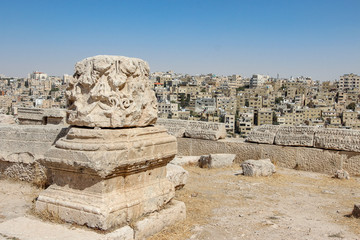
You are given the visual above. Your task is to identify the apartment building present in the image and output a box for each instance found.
[257,108,272,125]
[339,73,360,91]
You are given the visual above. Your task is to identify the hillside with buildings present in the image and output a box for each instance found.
[1,72,360,135]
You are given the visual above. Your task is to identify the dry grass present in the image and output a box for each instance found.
[150,165,360,239]
[148,166,226,240]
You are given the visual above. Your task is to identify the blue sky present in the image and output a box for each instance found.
[0,0,359,81]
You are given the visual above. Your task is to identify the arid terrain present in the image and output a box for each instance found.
[0,164,359,240]
[150,165,360,240]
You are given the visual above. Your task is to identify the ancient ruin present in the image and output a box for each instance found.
[156,118,226,140]
[34,55,185,233]
[66,55,157,128]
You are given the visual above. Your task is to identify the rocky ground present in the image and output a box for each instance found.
[0,165,359,240]
[150,165,360,240]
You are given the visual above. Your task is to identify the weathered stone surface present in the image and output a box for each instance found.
[0,201,185,240]
[314,128,360,152]
[0,217,134,240]
[210,154,236,167]
[0,217,111,240]
[246,125,279,144]
[0,114,15,124]
[170,156,200,166]
[241,159,276,177]
[36,126,177,230]
[199,154,235,168]
[177,138,360,175]
[17,108,67,125]
[275,126,316,147]
[156,118,188,137]
[156,118,226,140]
[17,108,45,125]
[43,126,176,177]
[184,120,226,140]
[334,169,350,179]
[166,164,188,189]
[66,55,157,128]
[0,125,67,183]
[0,217,136,240]
[134,200,186,240]
[352,204,360,218]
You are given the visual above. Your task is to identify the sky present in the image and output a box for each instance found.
[0,0,359,81]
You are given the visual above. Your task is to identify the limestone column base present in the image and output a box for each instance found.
[35,126,178,230]
[1,200,186,240]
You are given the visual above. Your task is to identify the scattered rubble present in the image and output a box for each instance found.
[352,204,360,218]
[170,156,200,166]
[166,164,189,190]
[241,159,276,177]
[199,154,235,168]
[334,169,350,180]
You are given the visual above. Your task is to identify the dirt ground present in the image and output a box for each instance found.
[150,165,360,240]
[1,165,360,240]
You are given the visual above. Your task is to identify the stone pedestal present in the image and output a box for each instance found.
[35,126,177,230]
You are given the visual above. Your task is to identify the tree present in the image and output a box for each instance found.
[236,86,245,92]
[272,112,279,125]
[346,102,356,111]
[219,115,225,123]
[275,97,283,105]
[307,100,315,108]
[245,100,249,107]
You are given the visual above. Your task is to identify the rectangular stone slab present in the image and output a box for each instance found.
[275,126,316,147]
[184,120,226,140]
[246,125,279,144]
[314,128,360,152]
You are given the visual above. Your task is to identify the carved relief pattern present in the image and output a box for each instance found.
[66,55,157,127]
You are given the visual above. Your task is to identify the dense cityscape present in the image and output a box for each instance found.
[1,71,359,136]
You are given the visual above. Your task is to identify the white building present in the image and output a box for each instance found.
[30,71,48,81]
[339,73,360,91]
[249,74,270,88]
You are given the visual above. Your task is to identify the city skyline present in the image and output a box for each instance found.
[0,0,359,81]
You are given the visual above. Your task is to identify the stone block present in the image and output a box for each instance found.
[199,154,235,168]
[166,164,188,189]
[0,114,15,124]
[134,200,186,240]
[156,118,188,137]
[170,156,200,166]
[184,120,226,140]
[275,126,316,147]
[241,159,276,177]
[314,128,360,152]
[246,125,279,144]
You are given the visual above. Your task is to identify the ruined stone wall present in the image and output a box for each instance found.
[177,138,360,176]
[156,118,226,140]
[17,108,67,125]
[248,125,360,153]
[0,124,68,183]
[1,123,360,183]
